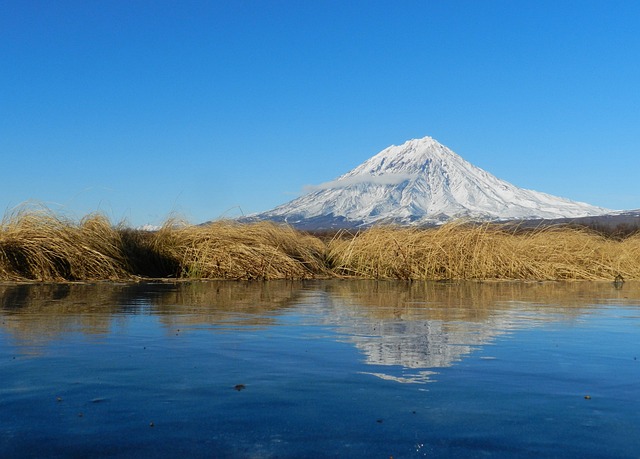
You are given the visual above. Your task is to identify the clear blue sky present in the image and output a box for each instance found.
[2,1,639,226]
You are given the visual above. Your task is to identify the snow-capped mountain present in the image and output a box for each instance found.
[248,136,611,228]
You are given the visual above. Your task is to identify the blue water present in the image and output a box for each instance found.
[1,280,639,458]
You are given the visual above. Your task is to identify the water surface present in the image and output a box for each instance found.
[1,280,639,458]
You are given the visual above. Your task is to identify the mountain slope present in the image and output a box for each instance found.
[249,136,610,228]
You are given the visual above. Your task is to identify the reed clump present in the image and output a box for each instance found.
[151,220,328,280]
[327,222,640,281]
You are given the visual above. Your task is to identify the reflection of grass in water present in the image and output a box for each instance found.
[1,206,639,281]
[3,280,638,349]
[0,283,127,350]
[150,280,306,329]
[0,281,306,346]
[323,279,640,321]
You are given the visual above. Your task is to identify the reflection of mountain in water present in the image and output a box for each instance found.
[318,280,639,383]
[346,317,506,368]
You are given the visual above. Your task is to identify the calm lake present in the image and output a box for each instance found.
[1,280,639,458]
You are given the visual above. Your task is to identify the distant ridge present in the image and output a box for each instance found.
[244,136,611,229]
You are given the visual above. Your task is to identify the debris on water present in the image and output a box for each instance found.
[584,395,591,400]
[56,396,63,402]
[149,421,154,427]
[234,384,246,391]
[91,397,107,403]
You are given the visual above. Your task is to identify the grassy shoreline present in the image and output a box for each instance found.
[1,208,639,282]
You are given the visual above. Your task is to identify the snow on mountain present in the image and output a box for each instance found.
[249,136,611,228]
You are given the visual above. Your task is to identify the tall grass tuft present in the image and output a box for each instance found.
[327,222,640,281]
[151,220,328,280]
[117,226,180,278]
[0,207,129,281]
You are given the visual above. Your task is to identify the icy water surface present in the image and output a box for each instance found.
[1,280,639,458]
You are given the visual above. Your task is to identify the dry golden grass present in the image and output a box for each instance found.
[1,207,638,282]
[327,222,640,281]
[0,209,329,281]
[0,207,129,281]
[151,219,328,280]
